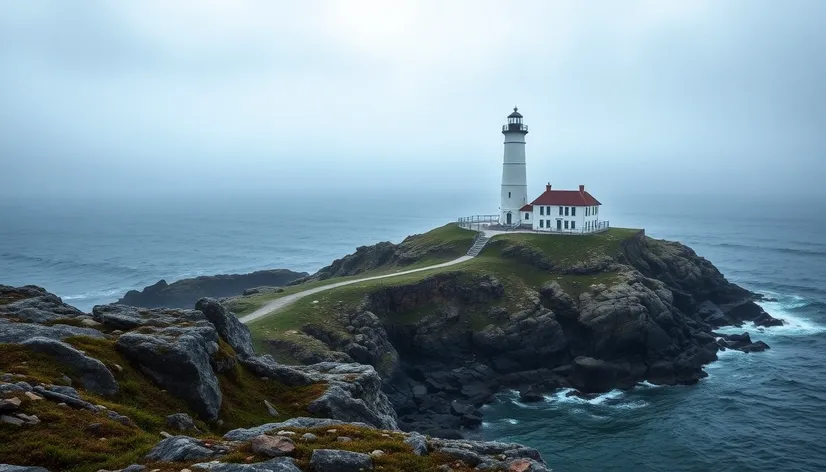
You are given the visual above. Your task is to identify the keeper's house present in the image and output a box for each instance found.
[520,184,605,233]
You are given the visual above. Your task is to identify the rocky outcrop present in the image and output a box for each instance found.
[115,269,307,309]
[195,298,255,358]
[0,285,87,323]
[21,337,118,396]
[0,318,105,344]
[239,356,398,431]
[115,323,223,420]
[191,458,300,471]
[309,449,373,472]
[144,436,223,462]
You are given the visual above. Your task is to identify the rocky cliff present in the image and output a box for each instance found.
[116,269,308,309]
[0,284,552,472]
[253,229,782,435]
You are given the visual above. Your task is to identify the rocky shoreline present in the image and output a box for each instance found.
[116,269,308,309]
[259,231,783,435]
[0,284,552,471]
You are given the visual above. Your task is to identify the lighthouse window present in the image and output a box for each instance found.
[540,207,544,216]
[508,192,511,198]
[525,213,530,220]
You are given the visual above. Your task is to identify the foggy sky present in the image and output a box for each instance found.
[1,1,825,201]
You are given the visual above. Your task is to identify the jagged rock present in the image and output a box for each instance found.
[0,284,86,323]
[92,305,205,331]
[190,458,300,472]
[115,324,222,420]
[518,386,544,403]
[0,397,21,412]
[405,432,428,455]
[242,356,398,430]
[195,298,255,358]
[166,413,197,432]
[309,449,373,472]
[144,436,218,462]
[0,465,51,472]
[539,281,578,318]
[0,318,104,344]
[21,337,118,396]
[116,269,306,309]
[568,357,619,393]
[250,435,295,457]
[224,418,372,442]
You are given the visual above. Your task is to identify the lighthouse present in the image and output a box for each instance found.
[499,107,529,226]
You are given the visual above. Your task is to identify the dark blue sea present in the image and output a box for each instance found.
[1,193,825,472]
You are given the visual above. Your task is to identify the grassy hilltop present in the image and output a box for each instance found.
[239,224,642,362]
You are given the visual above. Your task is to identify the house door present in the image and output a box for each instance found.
[506,212,512,225]
[556,220,562,231]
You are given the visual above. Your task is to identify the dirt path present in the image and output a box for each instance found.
[239,254,475,325]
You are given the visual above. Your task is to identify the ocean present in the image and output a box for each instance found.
[1,192,825,471]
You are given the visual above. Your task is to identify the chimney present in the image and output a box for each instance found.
[579,185,585,192]
[546,182,552,191]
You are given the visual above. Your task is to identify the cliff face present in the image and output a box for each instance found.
[116,269,308,309]
[0,284,553,472]
[261,231,781,434]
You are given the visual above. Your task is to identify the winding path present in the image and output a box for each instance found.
[239,254,475,325]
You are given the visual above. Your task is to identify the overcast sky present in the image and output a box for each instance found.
[1,1,824,201]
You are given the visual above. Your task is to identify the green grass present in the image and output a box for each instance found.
[0,336,329,472]
[227,224,478,317]
[248,227,642,362]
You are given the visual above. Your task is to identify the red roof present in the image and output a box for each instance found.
[530,189,601,207]
[519,204,533,211]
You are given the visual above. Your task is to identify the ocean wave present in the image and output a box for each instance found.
[1,251,148,278]
[61,287,129,302]
[543,389,649,410]
[709,242,826,258]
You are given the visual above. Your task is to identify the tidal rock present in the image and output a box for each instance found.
[190,458,300,472]
[166,413,197,432]
[144,436,218,462]
[568,357,619,394]
[309,449,373,472]
[21,337,118,396]
[116,324,222,420]
[195,298,255,358]
[518,386,544,403]
[250,435,295,457]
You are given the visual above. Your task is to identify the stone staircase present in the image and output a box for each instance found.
[466,235,491,257]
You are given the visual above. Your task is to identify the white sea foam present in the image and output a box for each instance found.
[505,418,519,425]
[62,287,127,301]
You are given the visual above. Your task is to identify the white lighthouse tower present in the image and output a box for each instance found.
[499,107,529,226]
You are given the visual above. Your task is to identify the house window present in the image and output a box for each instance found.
[586,207,589,217]
[525,213,530,220]
[564,221,569,229]
[564,207,569,216]
[540,219,544,228]
[540,206,544,216]
[558,207,563,216]
[571,221,576,230]
[508,192,511,198]
[572,207,576,216]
